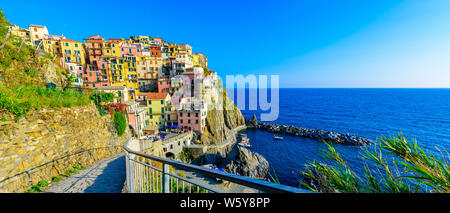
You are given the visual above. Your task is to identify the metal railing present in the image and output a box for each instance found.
[123,138,309,193]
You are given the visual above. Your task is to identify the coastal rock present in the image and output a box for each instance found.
[193,145,269,179]
[223,146,269,179]
[251,114,258,127]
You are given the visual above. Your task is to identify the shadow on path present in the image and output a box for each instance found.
[82,155,126,193]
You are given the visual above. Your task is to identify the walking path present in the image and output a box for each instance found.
[45,154,126,193]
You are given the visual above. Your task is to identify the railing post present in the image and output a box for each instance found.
[128,153,135,193]
[125,152,130,193]
[162,163,170,193]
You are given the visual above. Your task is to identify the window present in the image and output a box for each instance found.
[180,119,183,124]
[187,113,190,117]
[160,100,163,104]
[75,44,78,47]
[148,100,152,104]
[180,113,183,117]
[196,113,198,117]
[196,120,198,124]
[188,120,191,124]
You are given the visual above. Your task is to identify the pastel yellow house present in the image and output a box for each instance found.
[146,93,174,129]
[192,53,208,68]
[42,35,65,57]
[61,39,86,66]
[9,25,30,39]
[103,40,122,57]
[105,56,139,101]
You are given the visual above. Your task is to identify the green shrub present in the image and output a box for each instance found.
[0,86,90,119]
[114,112,127,136]
[51,176,61,182]
[37,180,49,187]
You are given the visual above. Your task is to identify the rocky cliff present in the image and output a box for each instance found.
[0,104,131,192]
[200,91,245,145]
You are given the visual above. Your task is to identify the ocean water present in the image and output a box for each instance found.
[230,88,450,187]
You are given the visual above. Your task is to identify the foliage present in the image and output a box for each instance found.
[90,92,117,116]
[25,180,49,193]
[106,103,127,114]
[0,10,68,88]
[51,176,61,182]
[268,168,280,184]
[90,92,115,104]
[113,112,127,136]
[180,148,194,162]
[300,132,450,193]
[0,85,90,120]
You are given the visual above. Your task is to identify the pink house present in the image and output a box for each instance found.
[158,78,172,94]
[121,43,142,57]
[177,98,207,132]
[177,109,207,132]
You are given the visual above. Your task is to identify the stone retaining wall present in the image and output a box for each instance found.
[0,104,131,192]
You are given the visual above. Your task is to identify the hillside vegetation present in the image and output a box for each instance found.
[0,10,90,121]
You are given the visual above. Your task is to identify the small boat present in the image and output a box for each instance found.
[273,135,284,140]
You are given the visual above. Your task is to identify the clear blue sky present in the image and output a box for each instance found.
[3,0,450,88]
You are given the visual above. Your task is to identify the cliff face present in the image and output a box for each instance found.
[200,93,245,145]
[0,104,131,192]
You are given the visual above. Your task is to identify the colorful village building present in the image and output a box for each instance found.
[146,93,177,129]
[29,24,48,46]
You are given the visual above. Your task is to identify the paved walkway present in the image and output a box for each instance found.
[45,154,126,193]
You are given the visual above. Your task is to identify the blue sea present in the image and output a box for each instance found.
[230,88,450,187]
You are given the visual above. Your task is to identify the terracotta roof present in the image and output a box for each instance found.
[147,92,169,100]
[62,39,81,43]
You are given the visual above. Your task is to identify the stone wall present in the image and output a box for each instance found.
[0,104,131,192]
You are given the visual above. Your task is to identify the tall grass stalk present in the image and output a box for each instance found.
[300,132,450,193]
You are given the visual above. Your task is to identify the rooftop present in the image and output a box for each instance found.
[147,92,169,100]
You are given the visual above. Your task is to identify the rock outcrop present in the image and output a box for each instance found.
[193,145,269,179]
[223,146,269,179]
[245,116,372,146]
[201,91,245,145]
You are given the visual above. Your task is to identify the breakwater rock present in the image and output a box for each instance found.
[245,116,372,146]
